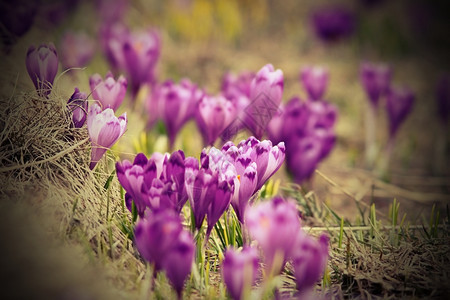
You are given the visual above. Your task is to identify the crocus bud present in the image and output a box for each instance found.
[26,43,58,97]
[89,71,127,111]
[291,232,329,294]
[67,87,88,128]
[300,66,329,101]
[311,5,355,42]
[360,62,392,107]
[436,74,450,125]
[87,103,127,170]
[245,197,301,274]
[60,31,95,70]
[196,95,237,146]
[222,247,259,300]
[386,85,414,138]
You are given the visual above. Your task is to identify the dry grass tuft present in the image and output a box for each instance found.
[0,90,146,298]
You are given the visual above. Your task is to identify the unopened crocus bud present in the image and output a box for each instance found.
[60,31,95,70]
[87,103,127,170]
[300,66,329,101]
[89,71,127,111]
[196,95,237,146]
[26,43,58,97]
[67,87,88,128]
[312,6,355,42]
[436,74,450,125]
[222,247,259,300]
[291,232,329,294]
[386,85,414,138]
[245,197,301,274]
[360,62,392,107]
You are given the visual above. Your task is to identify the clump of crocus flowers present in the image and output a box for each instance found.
[222,197,329,299]
[267,67,337,185]
[359,62,415,174]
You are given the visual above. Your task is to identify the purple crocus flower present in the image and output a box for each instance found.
[222,246,259,300]
[162,230,195,299]
[150,79,203,149]
[123,28,160,97]
[196,94,237,146]
[246,64,284,139]
[185,148,235,236]
[89,71,127,111]
[26,43,58,97]
[221,137,285,223]
[134,209,194,298]
[311,5,355,42]
[266,104,284,145]
[291,232,329,295]
[386,85,415,138]
[116,153,157,217]
[286,136,328,183]
[268,97,337,184]
[300,66,329,101]
[250,64,284,106]
[245,197,301,274]
[436,74,450,124]
[60,31,95,70]
[99,22,129,71]
[360,62,393,107]
[87,103,127,170]
[67,87,88,128]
